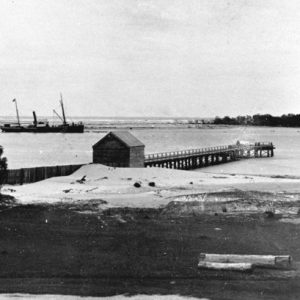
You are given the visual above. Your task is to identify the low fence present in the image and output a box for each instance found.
[2,142,275,185]
[4,164,84,185]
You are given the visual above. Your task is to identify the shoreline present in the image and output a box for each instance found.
[5,164,300,207]
[1,164,300,299]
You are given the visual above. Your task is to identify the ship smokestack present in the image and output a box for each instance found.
[33,111,37,126]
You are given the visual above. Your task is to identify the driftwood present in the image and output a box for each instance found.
[275,255,292,267]
[199,253,291,268]
[198,261,253,271]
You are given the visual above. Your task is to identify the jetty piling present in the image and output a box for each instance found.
[144,142,274,170]
[2,137,275,185]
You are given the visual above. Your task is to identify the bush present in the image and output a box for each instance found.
[0,146,8,197]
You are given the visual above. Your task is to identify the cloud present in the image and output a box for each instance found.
[1,0,300,117]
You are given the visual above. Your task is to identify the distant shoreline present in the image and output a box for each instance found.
[84,123,300,132]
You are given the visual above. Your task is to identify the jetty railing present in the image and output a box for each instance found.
[3,142,275,185]
[145,145,232,162]
[144,142,274,169]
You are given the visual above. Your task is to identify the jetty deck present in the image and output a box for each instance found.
[2,142,275,185]
[144,142,274,170]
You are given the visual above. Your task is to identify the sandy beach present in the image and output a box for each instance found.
[1,164,300,299]
[5,163,300,207]
[2,0,300,298]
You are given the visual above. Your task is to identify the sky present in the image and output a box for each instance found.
[1,0,300,118]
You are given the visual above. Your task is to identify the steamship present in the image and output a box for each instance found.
[1,95,84,133]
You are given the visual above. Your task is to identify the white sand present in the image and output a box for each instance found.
[3,164,300,208]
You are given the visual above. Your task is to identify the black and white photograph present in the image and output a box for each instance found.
[0,1,300,299]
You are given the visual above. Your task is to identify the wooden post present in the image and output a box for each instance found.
[20,168,24,185]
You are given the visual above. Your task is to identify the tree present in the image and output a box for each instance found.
[0,146,7,197]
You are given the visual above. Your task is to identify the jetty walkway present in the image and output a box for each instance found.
[144,142,274,170]
[2,141,275,185]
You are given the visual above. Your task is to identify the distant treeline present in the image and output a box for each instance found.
[213,114,300,127]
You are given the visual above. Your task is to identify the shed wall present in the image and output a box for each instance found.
[92,132,145,168]
[129,147,145,167]
[93,139,130,167]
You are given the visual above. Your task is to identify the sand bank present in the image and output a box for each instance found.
[1,165,300,299]
[4,164,300,209]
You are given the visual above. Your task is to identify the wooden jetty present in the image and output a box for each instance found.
[1,141,274,185]
[144,142,274,170]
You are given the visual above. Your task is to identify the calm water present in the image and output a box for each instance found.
[1,126,300,176]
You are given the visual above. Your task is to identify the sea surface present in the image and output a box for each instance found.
[0,123,299,176]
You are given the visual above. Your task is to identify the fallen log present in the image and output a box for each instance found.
[198,261,253,272]
[199,253,291,268]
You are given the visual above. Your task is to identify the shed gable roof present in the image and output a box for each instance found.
[93,131,145,149]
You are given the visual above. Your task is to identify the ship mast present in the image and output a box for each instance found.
[13,99,20,126]
[60,93,67,125]
[53,109,64,122]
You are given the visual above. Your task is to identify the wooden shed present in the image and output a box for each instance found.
[92,131,145,167]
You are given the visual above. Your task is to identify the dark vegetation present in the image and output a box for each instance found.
[213,114,300,127]
[0,146,7,197]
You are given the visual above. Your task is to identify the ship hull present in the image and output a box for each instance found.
[1,124,84,133]
[2,95,84,133]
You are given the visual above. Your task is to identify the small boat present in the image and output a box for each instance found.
[1,95,84,133]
